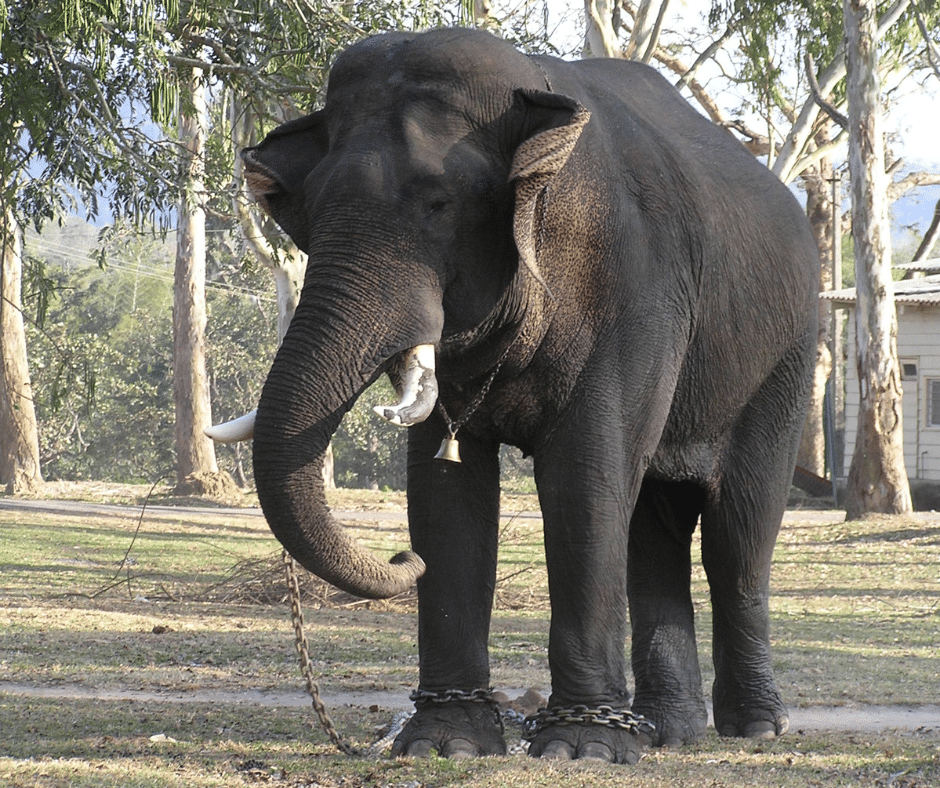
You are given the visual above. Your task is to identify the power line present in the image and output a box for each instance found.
[28,236,276,303]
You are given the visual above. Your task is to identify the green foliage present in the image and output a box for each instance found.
[332,379,410,490]
[707,0,940,111]
[0,1,179,231]
[25,233,176,482]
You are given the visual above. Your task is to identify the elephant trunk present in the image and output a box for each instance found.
[252,309,436,599]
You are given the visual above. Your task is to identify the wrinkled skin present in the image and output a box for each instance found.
[245,28,818,763]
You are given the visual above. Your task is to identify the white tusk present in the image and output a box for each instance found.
[205,409,257,443]
[373,344,439,427]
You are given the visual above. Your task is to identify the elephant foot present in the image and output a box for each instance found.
[390,699,506,758]
[524,707,654,765]
[526,725,646,765]
[713,685,789,740]
[630,700,708,747]
[715,708,789,740]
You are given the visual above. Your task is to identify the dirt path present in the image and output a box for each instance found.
[1,681,936,734]
[8,495,940,524]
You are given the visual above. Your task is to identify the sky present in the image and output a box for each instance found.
[543,0,939,171]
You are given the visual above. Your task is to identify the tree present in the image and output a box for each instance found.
[0,1,180,493]
[172,60,237,496]
[0,205,42,492]
[843,0,912,517]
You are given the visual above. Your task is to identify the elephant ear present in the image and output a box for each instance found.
[509,90,591,297]
[241,111,329,252]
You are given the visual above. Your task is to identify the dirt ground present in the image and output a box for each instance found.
[3,489,939,736]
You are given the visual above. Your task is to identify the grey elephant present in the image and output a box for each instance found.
[229,27,818,763]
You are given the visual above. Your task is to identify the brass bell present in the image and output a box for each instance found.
[434,434,462,463]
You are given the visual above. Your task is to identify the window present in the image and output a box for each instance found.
[900,359,919,381]
[929,379,940,429]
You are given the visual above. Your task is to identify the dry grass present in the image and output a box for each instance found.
[0,485,938,787]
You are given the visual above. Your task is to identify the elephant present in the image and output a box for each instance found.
[230,27,819,764]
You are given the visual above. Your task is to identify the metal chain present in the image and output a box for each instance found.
[283,550,366,757]
[409,688,497,706]
[436,339,516,437]
[284,552,653,757]
[522,705,656,741]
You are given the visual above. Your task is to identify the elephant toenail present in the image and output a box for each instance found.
[441,738,477,758]
[578,742,614,762]
[539,740,576,760]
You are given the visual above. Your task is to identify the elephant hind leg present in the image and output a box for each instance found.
[701,477,790,740]
[701,347,810,740]
[628,478,709,746]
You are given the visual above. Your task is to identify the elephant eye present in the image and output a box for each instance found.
[423,198,451,221]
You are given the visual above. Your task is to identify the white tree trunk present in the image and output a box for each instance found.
[473,0,493,27]
[843,0,912,518]
[0,203,42,493]
[174,66,222,489]
[626,0,670,63]
[797,136,836,478]
[584,0,622,58]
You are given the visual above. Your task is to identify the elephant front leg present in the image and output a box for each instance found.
[526,433,652,765]
[391,417,505,758]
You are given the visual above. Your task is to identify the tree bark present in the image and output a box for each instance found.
[798,154,835,478]
[844,0,912,518]
[0,203,42,493]
[173,65,226,493]
[584,0,622,58]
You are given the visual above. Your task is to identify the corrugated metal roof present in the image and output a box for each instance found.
[894,257,940,274]
[820,273,940,307]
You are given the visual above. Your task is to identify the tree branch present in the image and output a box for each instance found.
[654,49,771,154]
[41,45,181,195]
[804,52,848,129]
[887,170,940,202]
[913,1,940,79]
[773,0,913,183]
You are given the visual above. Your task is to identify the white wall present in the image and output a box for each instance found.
[841,304,940,481]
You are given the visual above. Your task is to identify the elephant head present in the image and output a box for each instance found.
[242,29,589,598]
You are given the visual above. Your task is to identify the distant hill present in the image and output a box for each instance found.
[23,217,100,270]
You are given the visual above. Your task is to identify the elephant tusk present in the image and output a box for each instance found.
[205,409,257,443]
[373,344,439,427]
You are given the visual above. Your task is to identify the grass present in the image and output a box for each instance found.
[0,485,938,787]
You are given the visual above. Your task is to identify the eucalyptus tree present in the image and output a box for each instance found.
[843,0,913,516]
[0,0,180,493]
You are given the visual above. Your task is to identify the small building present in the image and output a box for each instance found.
[822,266,940,483]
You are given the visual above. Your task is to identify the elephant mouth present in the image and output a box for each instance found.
[206,342,440,442]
